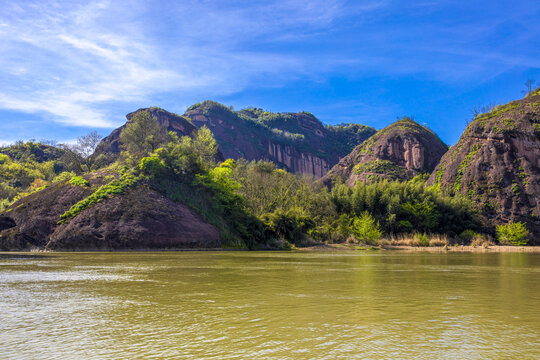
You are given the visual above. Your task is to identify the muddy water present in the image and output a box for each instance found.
[1,251,539,359]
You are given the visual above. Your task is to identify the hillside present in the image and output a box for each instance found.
[0,170,221,250]
[94,107,199,156]
[184,101,376,177]
[427,89,540,242]
[0,142,66,163]
[322,117,448,186]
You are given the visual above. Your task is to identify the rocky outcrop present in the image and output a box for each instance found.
[323,117,448,186]
[427,90,540,242]
[184,101,375,177]
[93,107,198,156]
[0,171,221,250]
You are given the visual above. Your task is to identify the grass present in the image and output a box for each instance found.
[380,233,450,247]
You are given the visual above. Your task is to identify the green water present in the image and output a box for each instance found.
[1,252,539,359]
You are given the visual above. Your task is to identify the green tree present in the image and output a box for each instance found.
[120,111,165,159]
[351,211,382,245]
[497,222,530,246]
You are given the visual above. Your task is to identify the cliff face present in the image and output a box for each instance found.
[0,171,221,250]
[93,107,198,156]
[323,118,448,186]
[184,101,375,177]
[428,90,540,242]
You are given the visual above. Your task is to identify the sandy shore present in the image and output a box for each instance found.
[297,244,540,253]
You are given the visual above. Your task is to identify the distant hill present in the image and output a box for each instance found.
[322,117,448,186]
[428,89,540,242]
[184,101,376,177]
[0,142,66,163]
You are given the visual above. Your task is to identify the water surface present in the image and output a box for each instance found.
[1,251,539,359]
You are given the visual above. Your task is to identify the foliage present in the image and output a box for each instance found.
[120,110,165,160]
[59,174,139,223]
[351,212,382,245]
[330,179,481,236]
[59,131,104,174]
[69,176,89,187]
[496,222,530,246]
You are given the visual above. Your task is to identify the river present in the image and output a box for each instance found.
[1,251,539,359]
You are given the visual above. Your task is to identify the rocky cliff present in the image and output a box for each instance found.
[323,117,448,186]
[184,101,376,177]
[0,170,221,250]
[427,90,540,242]
[93,107,198,156]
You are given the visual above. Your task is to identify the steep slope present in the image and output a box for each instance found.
[94,107,198,156]
[0,170,221,250]
[427,90,540,241]
[184,101,375,177]
[323,117,448,186]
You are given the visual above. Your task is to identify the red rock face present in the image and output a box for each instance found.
[428,91,540,242]
[0,171,221,250]
[184,105,375,178]
[323,118,448,186]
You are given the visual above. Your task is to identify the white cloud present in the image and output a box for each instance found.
[0,0,363,128]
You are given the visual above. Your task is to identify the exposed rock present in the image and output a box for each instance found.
[48,187,220,250]
[323,117,448,186]
[0,170,221,250]
[427,90,540,242]
[93,107,198,156]
[0,215,15,231]
[184,101,375,177]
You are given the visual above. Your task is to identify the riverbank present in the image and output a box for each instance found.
[297,244,540,252]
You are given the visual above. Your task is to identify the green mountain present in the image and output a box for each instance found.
[184,101,376,177]
[428,89,540,242]
[322,117,448,186]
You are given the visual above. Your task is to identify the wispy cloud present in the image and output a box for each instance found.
[0,0,538,135]
[0,0,362,128]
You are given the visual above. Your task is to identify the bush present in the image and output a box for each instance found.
[459,229,478,243]
[139,156,165,177]
[351,212,382,245]
[496,222,530,246]
[69,176,89,187]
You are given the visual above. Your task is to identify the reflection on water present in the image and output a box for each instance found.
[1,252,539,359]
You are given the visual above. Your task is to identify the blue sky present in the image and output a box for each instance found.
[0,0,539,146]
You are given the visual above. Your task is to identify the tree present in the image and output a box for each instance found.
[496,222,529,246]
[192,126,218,169]
[351,211,382,245]
[60,131,103,173]
[120,110,165,159]
[522,79,536,96]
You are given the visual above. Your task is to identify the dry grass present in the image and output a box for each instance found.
[470,235,496,248]
[380,233,449,247]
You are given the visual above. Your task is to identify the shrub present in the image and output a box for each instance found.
[139,156,165,177]
[496,222,530,246]
[351,211,382,245]
[459,229,478,243]
[53,171,77,183]
[69,175,89,187]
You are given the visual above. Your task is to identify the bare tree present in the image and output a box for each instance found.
[74,131,102,158]
[522,79,536,96]
[60,131,102,173]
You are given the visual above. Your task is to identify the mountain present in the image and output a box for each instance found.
[322,117,448,186]
[427,89,540,241]
[0,142,66,163]
[184,101,376,177]
[0,170,221,250]
[93,107,198,156]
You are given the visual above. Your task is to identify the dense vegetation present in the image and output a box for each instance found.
[2,109,530,248]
